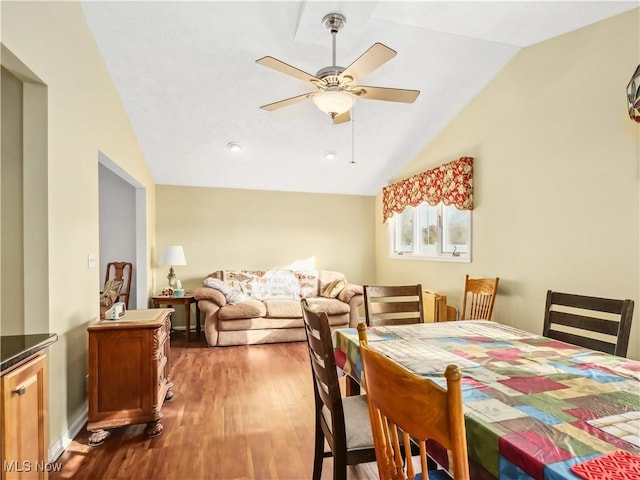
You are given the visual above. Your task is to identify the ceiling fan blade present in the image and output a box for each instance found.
[333,111,351,125]
[357,86,420,103]
[259,93,315,111]
[256,56,319,84]
[340,43,397,81]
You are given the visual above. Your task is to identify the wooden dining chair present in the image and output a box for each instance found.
[300,299,377,480]
[357,323,470,480]
[460,275,499,320]
[104,261,133,308]
[364,284,425,326]
[543,290,634,357]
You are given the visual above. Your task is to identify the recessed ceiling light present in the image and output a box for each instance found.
[227,142,243,152]
[324,151,336,160]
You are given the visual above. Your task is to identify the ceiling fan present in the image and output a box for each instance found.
[256,12,421,125]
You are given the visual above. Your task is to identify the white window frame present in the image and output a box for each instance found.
[388,203,472,262]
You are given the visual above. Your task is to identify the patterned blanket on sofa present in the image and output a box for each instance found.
[206,269,346,302]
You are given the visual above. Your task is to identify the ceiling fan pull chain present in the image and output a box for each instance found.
[351,105,356,164]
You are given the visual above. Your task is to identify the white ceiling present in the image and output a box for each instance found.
[80,1,638,196]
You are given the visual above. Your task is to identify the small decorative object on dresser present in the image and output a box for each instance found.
[86,308,174,446]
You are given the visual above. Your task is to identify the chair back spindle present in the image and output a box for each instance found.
[461,275,499,321]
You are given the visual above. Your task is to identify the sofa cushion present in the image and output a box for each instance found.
[215,270,264,298]
[219,316,304,331]
[220,270,299,300]
[264,299,302,318]
[265,269,300,299]
[305,297,350,315]
[217,328,308,346]
[218,299,267,320]
[295,271,320,298]
[230,270,268,298]
[203,278,248,304]
[321,278,346,298]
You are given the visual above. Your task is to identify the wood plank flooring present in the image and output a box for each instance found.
[50,333,378,480]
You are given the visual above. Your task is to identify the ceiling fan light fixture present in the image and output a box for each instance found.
[312,90,353,116]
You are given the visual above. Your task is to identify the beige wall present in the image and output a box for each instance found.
[1,67,24,333]
[1,1,157,457]
[155,186,375,317]
[375,9,640,360]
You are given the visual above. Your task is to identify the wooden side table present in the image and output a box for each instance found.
[151,294,200,341]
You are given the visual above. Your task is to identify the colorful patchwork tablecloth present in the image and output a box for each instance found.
[332,320,640,480]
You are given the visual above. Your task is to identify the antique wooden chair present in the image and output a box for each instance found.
[357,323,470,479]
[543,290,634,357]
[364,284,425,326]
[300,299,377,480]
[460,275,499,320]
[104,262,133,308]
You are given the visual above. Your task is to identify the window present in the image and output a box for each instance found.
[389,203,471,262]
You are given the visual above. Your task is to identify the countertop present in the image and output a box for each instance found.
[0,333,58,374]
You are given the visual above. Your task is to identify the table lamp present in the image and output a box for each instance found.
[160,245,187,288]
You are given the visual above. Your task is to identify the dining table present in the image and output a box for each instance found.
[332,320,640,480]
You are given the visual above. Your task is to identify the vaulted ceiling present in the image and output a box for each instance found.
[80,1,638,195]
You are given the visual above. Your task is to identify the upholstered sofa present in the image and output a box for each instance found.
[194,269,364,346]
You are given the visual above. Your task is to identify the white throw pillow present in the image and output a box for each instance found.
[204,277,233,295]
[204,277,247,305]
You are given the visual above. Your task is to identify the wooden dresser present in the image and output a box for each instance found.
[86,308,174,446]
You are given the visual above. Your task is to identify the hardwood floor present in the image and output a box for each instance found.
[50,333,378,480]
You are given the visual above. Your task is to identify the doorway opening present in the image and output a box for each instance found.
[98,152,147,309]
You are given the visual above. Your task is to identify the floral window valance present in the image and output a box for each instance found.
[382,157,473,223]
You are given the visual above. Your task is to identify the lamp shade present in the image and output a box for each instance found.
[312,90,354,116]
[160,245,187,266]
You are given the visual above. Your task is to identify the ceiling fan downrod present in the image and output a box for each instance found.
[322,13,346,69]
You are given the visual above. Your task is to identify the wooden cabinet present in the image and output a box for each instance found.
[1,353,48,480]
[86,309,174,446]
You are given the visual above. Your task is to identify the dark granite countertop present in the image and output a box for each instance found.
[0,333,58,374]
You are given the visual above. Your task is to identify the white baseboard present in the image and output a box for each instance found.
[49,408,87,461]
[172,325,194,331]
